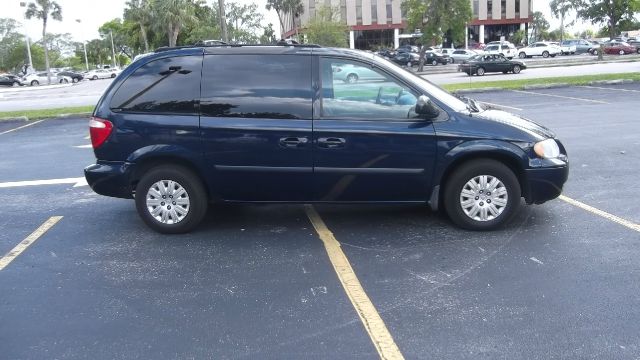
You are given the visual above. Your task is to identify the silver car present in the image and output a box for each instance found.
[22,72,69,86]
[449,49,479,63]
[332,64,386,83]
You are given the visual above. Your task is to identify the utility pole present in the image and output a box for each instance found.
[76,19,89,71]
[218,0,228,42]
[110,30,117,68]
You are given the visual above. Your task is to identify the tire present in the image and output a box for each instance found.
[431,59,437,66]
[345,73,358,84]
[512,64,521,74]
[444,159,521,230]
[519,52,526,59]
[542,51,549,58]
[476,67,485,76]
[92,75,98,80]
[619,50,625,55]
[12,81,19,87]
[72,77,79,83]
[30,80,39,86]
[637,48,640,54]
[135,165,208,234]
[450,58,455,64]
[111,73,116,78]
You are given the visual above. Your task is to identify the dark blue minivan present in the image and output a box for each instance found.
[84,44,568,233]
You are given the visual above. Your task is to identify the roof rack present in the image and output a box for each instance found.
[154,41,321,53]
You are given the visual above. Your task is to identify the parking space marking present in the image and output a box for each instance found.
[0,216,63,271]
[304,205,404,360]
[580,85,640,93]
[511,90,608,104]
[0,177,87,188]
[479,101,523,111]
[0,120,45,136]
[559,195,640,232]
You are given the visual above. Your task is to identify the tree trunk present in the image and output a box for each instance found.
[42,18,51,85]
[418,45,426,72]
[277,11,285,39]
[168,24,179,47]
[140,23,149,52]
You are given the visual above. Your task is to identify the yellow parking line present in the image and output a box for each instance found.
[0,216,63,271]
[304,205,404,360]
[559,195,639,232]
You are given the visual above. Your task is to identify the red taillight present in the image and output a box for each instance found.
[89,117,113,149]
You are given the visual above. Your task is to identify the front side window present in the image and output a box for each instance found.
[320,58,419,121]
[110,55,201,114]
[200,54,312,119]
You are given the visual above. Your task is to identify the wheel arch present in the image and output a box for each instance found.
[433,141,528,210]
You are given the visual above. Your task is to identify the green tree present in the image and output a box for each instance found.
[550,0,580,42]
[151,0,199,47]
[266,0,287,36]
[304,6,347,47]
[531,11,550,41]
[124,0,152,52]
[260,23,277,43]
[0,18,24,71]
[547,27,572,41]
[226,3,264,43]
[25,0,62,84]
[180,2,221,45]
[511,29,526,46]
[575,0,640,40]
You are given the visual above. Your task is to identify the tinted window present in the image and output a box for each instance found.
[200,54,311,119]
[453,50,465,55]
[110,55,201,114]
[320,58,419,121]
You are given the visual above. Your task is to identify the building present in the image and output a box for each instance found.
[468,0,532,45]
[282,0,532,49]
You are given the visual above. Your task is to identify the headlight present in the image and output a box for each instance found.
[533,139,560,159]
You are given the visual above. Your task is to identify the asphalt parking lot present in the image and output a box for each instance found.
[1,84,639,359]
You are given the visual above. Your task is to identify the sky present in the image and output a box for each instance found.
[4,0,593,43]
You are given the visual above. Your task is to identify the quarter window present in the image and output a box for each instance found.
[110,55,201,114]
[320,58,419,121]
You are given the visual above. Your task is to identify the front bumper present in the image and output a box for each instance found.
[84,161,136,199]
[523,163,569,204]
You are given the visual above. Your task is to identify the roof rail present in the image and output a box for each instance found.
[154,41,321,53]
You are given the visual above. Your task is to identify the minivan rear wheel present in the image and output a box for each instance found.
[135,165,208,234]
[444,159,521,230]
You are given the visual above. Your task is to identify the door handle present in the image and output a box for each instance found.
[279,137,308,148]
[317,137,346,149]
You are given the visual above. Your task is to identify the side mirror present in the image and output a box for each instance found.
[415,95,440,119]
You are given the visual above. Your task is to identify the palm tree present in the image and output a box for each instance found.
[25,0,62,85]
[152,0,198,47]
[124,0,151,52]
[286,0,304,41]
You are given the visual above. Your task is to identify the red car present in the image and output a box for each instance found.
[603,41,637,55]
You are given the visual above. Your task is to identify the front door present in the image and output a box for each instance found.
[312,57,438,202]
[199,53,313,201]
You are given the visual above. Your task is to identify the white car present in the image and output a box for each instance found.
[550,41,576,55]
[85,69,114,80]
[448,49,479,63]
[483,42,517,59]
[21,72,70,86]
[518,42,562,58]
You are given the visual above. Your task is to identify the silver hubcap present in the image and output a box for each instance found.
[460,175,508,222]
[146,180,190,224]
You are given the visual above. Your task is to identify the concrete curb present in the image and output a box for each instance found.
[452,79,639,94]
[0,112,91,122]
[0,82,75,94]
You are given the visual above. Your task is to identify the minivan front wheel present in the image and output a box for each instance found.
[135,165,208,234]
[444,160,521,230]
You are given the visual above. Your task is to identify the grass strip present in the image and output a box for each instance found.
[441,72,640,92]
[0,106,94,121]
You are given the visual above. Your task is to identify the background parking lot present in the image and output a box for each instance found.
[1,84,639,359]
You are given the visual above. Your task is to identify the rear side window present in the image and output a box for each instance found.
[109,55,202,114]
[201,54,312,119]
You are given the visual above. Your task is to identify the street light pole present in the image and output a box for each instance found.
[19,2,33,73]
[75,19,89,71]
[110,30,117,68]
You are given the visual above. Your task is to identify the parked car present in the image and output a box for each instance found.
[107,68,123,77]
[396,45,419,53]
[84,44,568,233]
[376,48,396,58]
[21,72,68,86]
[517,42,561,58]
[458,54,526,76]
[0,74,23,86]
[57,70,84,83]
[550,41,576,55]
[57,75,73,84]
[469,42,486,50]
[448,49,478,63]
[484,42,517,59]
[627,40,640,53]
[391,51,419,66]
[85,69,113,80]
[424,51,450,65]
[332,63,385,83]
[603,41,637,55]
[561,39,596,54]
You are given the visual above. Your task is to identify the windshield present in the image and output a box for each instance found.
[368,53,468,112]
